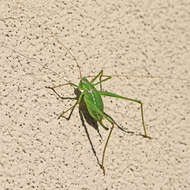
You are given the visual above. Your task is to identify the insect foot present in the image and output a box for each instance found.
[45,86,53,89]
[99,164,106,176]
[143,135,152,139]
[57,113,65,119]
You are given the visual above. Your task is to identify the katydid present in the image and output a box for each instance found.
[46,39,151,175]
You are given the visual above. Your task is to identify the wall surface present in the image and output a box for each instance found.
[0,0,190,189]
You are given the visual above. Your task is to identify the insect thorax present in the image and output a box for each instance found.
[79,77,94,91]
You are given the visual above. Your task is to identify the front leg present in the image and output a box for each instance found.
[57,91,85,119]
[45,82,80,119]
[45,82,78,89]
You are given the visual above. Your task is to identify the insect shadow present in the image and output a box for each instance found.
[49,87,135,168]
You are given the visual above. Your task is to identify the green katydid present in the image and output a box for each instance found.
[46,38,151,175]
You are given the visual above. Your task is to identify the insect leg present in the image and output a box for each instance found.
[101,122,114,176]
[45,82,78,89]
[90,70,103,83]
[85,98,115,175]
[89,70,112,90]
[98,120,109,130]
[46,87,77,120]
[57,101,77,119]
[46,86,77,101]
[46,83,81,119]
[98,90,152,139]
[93,75,112,87]
[57,91,85,119]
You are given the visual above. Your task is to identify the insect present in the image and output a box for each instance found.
[45,38,151,175]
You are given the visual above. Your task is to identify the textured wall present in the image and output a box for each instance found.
[0,0,190,189]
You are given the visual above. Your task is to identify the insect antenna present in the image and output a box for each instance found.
[54,38,82,79]
[84,74,188,81]
[83,63,188,81]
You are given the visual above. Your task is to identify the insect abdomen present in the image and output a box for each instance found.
[84,88,104,121]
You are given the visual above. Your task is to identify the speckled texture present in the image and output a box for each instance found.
[0,0,190,189]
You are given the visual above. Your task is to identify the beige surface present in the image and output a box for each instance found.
[0,0,190,189]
